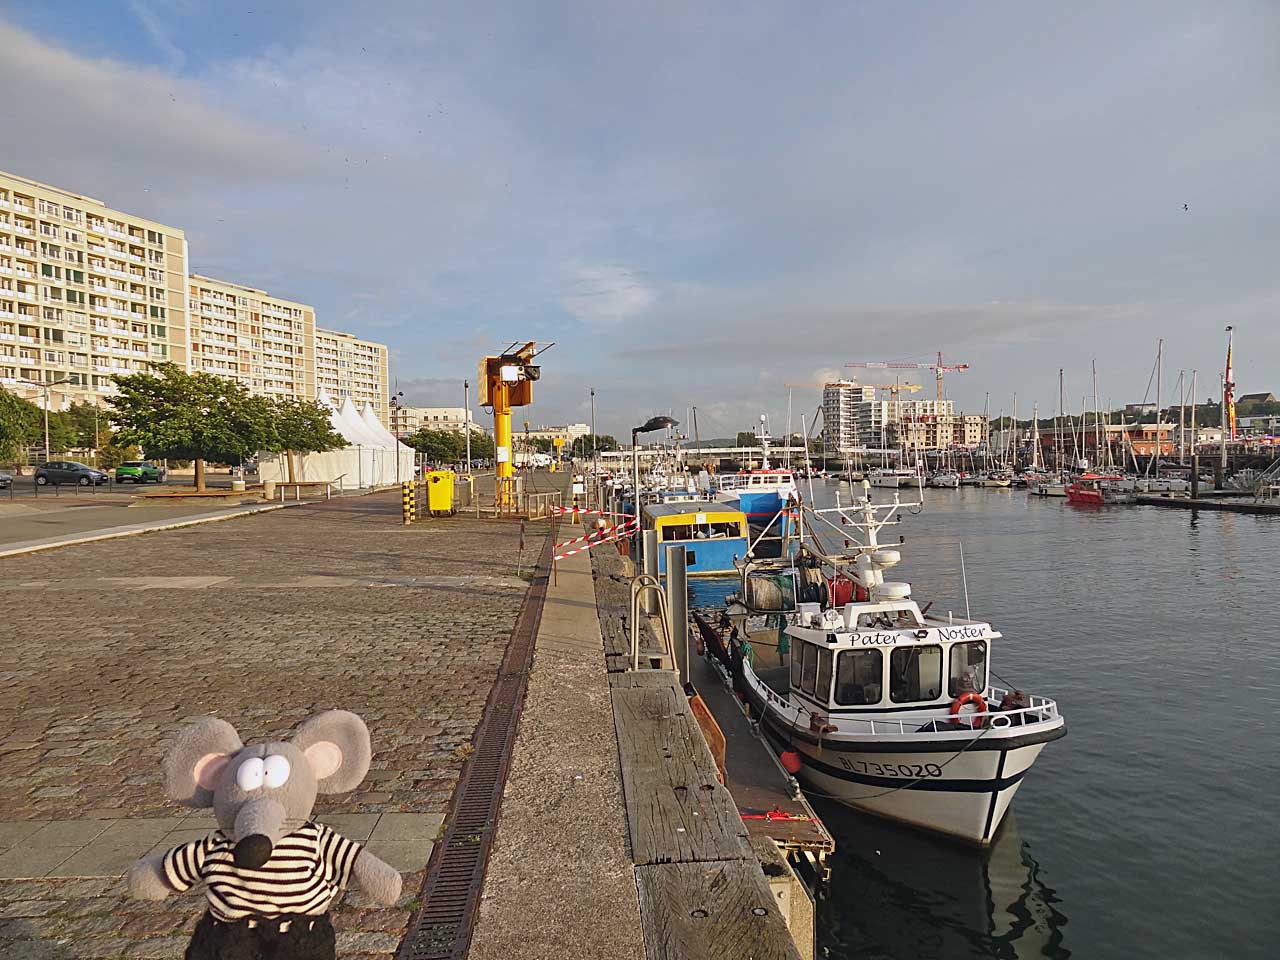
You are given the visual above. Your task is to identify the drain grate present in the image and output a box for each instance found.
[399,523,556,960]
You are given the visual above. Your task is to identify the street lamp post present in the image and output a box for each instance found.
[464,379,472,476]
[631,415,678,564]
[17,378,72,465]
[389,390,404,486]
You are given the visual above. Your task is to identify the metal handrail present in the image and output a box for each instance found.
[629,574,675,671]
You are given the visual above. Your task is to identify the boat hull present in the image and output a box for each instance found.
[756,709,1062,845]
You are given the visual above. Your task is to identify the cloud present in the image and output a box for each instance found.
[560,265,657,326]
[128,0,187,68]
[1,2,1278,436]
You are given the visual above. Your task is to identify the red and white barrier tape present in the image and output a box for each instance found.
[554,520,637,550]
[553,524,637,561]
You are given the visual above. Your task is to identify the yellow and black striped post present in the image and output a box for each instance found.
[402,481,416,525]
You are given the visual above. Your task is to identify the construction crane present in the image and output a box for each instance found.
[845,352,970,402]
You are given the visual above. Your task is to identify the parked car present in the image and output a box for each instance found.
[0,471,12,490]
[34,461,109,486]
[115,460,164,484]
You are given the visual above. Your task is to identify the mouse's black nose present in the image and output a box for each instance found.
[233,834,273,869]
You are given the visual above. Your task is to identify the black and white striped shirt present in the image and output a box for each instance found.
[162,822,362,921]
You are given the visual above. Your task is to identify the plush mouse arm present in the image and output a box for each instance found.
[352,848,402,905]
[128,851,176,901]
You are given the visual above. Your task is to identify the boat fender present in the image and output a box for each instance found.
[949,691,988,729]
[780,750,803,775]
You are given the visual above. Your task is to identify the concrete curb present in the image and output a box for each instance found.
[0,502,300,560]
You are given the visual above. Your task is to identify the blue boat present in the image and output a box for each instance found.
[641,500,750,576]
[712,469,799,534]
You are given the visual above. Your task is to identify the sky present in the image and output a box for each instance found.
[2,1,1277,437]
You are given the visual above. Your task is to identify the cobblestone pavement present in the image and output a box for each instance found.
[0,492,545,959]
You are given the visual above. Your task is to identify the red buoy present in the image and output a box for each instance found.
[780,750,803,775]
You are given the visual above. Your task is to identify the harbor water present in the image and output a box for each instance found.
[692,481,1278,959]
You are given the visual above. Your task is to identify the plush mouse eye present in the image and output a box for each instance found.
[263,755,291,789]
[236,757,265,791]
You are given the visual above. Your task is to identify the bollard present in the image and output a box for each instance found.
[402,481,415,525]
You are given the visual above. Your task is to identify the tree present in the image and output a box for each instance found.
[271,398,346,482]
[568,434,618,458]
[109,363,277,492]
[736,431,761,447]
[0,389,41,465]
[406,428,463,464]
[467,431,495,461]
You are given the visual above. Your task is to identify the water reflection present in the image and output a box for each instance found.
[814,801,1069,959]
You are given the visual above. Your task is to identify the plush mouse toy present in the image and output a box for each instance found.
[127,710,403,960]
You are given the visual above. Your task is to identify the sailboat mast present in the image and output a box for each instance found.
[1031,402,1040,469]
[1153,338,1163,477]
[1057,369,1064,473]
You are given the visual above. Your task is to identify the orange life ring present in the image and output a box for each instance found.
[949,691,988,729]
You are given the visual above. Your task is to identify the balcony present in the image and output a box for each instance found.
[13,225,33,236]
[13,202,32,213]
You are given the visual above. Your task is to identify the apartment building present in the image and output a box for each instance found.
[821,380,965,451]
[889,414,988,451]
[0,171,188,409]
[1,169,391,424]
[187,274,315,401]
[315,328,389,423]
[390,406,485,437]
[821,381,877,453]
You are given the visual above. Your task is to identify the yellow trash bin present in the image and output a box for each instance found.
[424,470,456,516]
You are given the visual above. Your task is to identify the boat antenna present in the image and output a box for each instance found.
[959,540,971,620]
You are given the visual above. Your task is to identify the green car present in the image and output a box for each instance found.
[115,460,164,484]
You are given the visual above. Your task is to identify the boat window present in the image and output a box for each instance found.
[815,648,833,703]
[800,642,819,697]
[890,645,942,703]
[948,641,988,697]
[790,640,803,691]
[834,649,882,706]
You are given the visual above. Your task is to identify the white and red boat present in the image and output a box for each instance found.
[1065,473,1134,505]
[697,490,1065,846]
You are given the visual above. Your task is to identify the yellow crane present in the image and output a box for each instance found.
[478,341,554,506]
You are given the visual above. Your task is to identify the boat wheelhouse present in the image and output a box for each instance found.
[641,500,749,576]
[713,469,798,532]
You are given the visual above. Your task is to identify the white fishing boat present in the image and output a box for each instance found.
[1030,478,1069,497]
[926,472,960,489]
[869,467,920,489]
[700,490,1065,845]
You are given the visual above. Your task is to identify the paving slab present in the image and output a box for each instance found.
[469,525,644,960]
[0,490,547,959]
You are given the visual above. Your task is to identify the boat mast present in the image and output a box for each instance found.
[1091,361,1101,466]
[1182,371,1192,468]
[1150,338,1163,478]
[785,388,793,468]
[1176,370,1186,464]
[1010,394,1017,471]
[1031,402,1040,470]
[1057,369,1064,474]
[984,392,991,473]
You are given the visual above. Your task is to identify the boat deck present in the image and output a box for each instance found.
[689,643,835,858]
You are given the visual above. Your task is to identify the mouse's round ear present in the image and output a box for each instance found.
[292,710,372,794]
[163,718,243,808]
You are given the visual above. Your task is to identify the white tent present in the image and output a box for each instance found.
[258,394,414,489]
